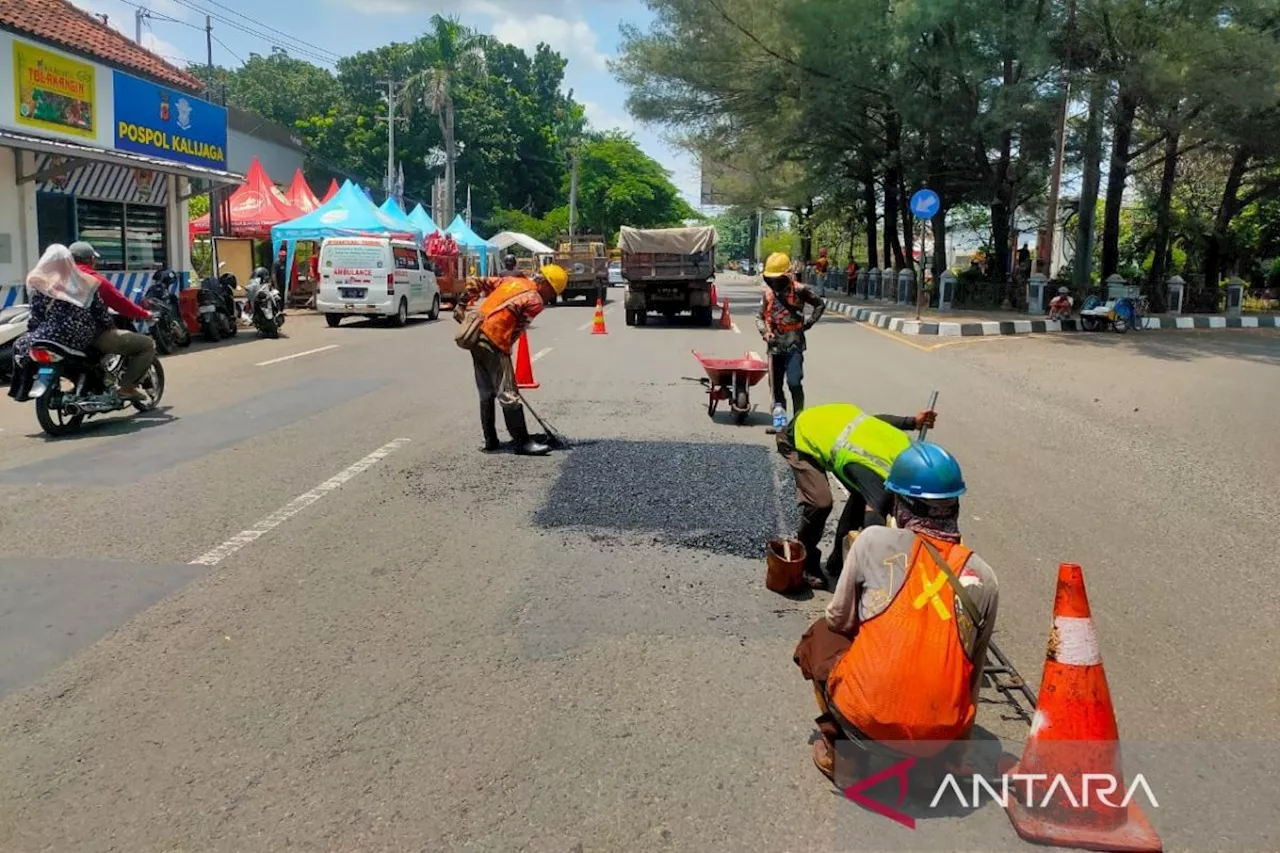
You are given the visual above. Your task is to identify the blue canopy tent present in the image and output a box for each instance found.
[445,214,497,276]
[377,197,419,234]
[271,182,423,299]
[407,204,441,236]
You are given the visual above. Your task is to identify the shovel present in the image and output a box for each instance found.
[518,393,571,450]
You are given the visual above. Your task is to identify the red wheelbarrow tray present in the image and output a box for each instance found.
[692,350,769,387]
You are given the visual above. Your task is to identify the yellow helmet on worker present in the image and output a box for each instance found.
[539,263,568,295]
[764,252,791,278]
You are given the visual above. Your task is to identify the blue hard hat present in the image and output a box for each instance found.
[885,441,966,500]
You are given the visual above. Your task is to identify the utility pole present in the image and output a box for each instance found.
[376,79,407,201]
[205,15,220,264]
[134,7,150,44]
[1043,0,1077,279]
[567,148,579,237]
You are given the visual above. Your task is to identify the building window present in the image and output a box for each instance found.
[36,193,76,253]
[69,199,168,271]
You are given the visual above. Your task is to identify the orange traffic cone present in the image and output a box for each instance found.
[719,297,733,330]
[591,299,608,335]
[1004,563,1161,852]
[514,334,540,389]
[709,282,719,307]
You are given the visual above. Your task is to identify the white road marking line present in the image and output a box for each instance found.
[256,345,339,367]
[731,322,741,334]
[189,438,412,566]
[576,306,615,331]
[532,347,552,361]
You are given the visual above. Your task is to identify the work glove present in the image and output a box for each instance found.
[915,410,937,430]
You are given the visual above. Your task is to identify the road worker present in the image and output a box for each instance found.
[756,252,824,432]
[793,442,999,781]
[467,264,567,456]
[776,401,936,588]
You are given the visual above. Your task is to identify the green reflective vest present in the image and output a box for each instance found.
[792,403,911,483]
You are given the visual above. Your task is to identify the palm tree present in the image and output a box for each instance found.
[405,15,486,227]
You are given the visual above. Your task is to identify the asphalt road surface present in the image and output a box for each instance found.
[0,274,1276,852]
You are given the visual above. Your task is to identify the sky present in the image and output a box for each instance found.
[71,0,702,206]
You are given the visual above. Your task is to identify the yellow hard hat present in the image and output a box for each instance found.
[540,263,568,295]
[764,252,791,277]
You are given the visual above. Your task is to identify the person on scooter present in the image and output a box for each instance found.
[69,242,156,401]
[776,401,937,590]
[468,264,567,455]
[794,442,999,782]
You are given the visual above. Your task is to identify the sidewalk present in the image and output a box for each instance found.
[822,294,1280,337]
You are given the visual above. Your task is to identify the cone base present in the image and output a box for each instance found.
[1005,767,1162,853]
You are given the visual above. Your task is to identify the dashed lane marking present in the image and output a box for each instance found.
[189,438,412,566]
[256,345,339,366]
[532,347,552,362]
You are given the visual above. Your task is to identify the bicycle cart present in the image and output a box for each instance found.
[693,350,769,424]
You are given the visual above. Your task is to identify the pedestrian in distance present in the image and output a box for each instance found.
[793,441,998,782]
[466,264,568,456]
[776,401,937,589]
[756,251,825,434]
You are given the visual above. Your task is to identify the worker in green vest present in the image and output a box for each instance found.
[776,402,938,589]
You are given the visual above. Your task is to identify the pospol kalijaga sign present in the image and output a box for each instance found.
[12,40,97,139]
[112,71,227,169]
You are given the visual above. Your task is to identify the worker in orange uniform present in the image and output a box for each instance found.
[469,264,568,456]
[756,251,824,432]
[453,255,525,320]
[793,442,999,782]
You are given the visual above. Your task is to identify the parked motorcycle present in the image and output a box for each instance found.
[0,304,30,384]
[12,313,165,437]
[145,269,191,354]
[198,265,239,342]
[244,266,285,338]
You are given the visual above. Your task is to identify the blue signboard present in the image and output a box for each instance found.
[910,188,940,220]
[112,71,228,169]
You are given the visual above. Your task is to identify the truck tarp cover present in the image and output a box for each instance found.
[620,226,718,255]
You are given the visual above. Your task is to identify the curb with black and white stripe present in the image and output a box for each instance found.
[822,298,1280,336]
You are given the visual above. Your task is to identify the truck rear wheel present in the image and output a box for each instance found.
[625,308,637,326]
[693,306,713,327]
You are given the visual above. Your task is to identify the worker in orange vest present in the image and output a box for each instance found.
[469,264,567,455]
[792,442,999,781]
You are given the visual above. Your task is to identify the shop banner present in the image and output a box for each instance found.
[12,40,98,139]
[112,71,227,169]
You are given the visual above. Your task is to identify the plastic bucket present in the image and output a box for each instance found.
[766,538,807,594]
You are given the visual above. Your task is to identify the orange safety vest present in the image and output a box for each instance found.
[827,535,978,756]
[763,281,805,333]
[479,277,539,354]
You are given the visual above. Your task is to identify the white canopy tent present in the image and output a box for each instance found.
[490,231,556,256]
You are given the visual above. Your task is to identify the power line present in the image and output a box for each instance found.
[180,0,342,65]
[167,0,341,64]
[211,33,246,66]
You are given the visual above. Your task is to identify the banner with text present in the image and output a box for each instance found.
[112,71,227,169]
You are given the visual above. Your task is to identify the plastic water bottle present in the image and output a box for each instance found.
[772,404,787,431]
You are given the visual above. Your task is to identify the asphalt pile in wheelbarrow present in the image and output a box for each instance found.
[533,439,792,559]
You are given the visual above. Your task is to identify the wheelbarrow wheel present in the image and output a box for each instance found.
[732,390,750,424]
[707,394,719,418]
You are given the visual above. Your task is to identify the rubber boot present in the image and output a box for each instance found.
[504,406,550,456]
[479,399,500,453]
[791,386,805,415]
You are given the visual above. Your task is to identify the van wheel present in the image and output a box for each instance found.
[392,298,409,327]
[326,314,342,328]
[427,294,440,321]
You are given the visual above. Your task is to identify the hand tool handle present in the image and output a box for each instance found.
[919,390,939,441]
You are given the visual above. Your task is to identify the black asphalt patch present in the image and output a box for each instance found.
[0,378,383,486]
[533,439,789,558]
[0,556,206,698]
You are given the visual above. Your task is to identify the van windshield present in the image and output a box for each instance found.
[324,243,385,270]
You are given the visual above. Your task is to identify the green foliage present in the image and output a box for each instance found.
[573,133,696,240]
[187,194,209,221]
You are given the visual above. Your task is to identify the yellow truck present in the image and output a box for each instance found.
[552,234,608,304]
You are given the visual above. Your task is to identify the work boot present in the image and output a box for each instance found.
[503,407,550,456]
[479,400,500,452]
[791,387,805,415]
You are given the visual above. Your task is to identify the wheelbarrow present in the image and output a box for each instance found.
[693,350,769,424]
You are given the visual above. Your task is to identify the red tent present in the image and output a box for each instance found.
[189,157,303,238]
[286,169,321,214]
[321,179,341,203]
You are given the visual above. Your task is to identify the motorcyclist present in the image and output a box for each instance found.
[11,242,154,402]
[253,265,271,284]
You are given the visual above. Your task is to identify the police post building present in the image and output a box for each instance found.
[0,0,242,308]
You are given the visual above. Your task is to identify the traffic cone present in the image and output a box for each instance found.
[591,299,608,335]
[514,334,539,389]
[1003,563,1161,853]
[719,297,732,330]
[710,282,719,307]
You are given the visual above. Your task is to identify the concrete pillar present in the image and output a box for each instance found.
[897,268,914,305]
[1166,275,1185,315]
[938,271,956,312]
[856,269,868,298]
[867,267,881,299]
[1226,277,1245,317]
[1106,273,1137,301]
[1027,272,1047,315]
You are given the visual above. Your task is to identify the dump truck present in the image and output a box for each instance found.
[620,225,718,326]
[552,234,608,303]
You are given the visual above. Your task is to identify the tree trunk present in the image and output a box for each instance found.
[441,99,457,226]
[1148,127,1180,289]
[1073,78,1107,291]
[932,208,947,284]
[798,200,814,262]
[1101,85,1138,277]
[883,109,904,268]
[862,168,879,268]
[899,173,914,271]
[1203,145,1250,288]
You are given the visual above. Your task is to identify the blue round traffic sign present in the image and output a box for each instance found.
[910,188,940,220]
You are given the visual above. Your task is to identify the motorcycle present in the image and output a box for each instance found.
[14,313,165,437]
[0,303,30,384]
[144,269,191,354]
[197,264,239,342]
[244,272,285,338]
